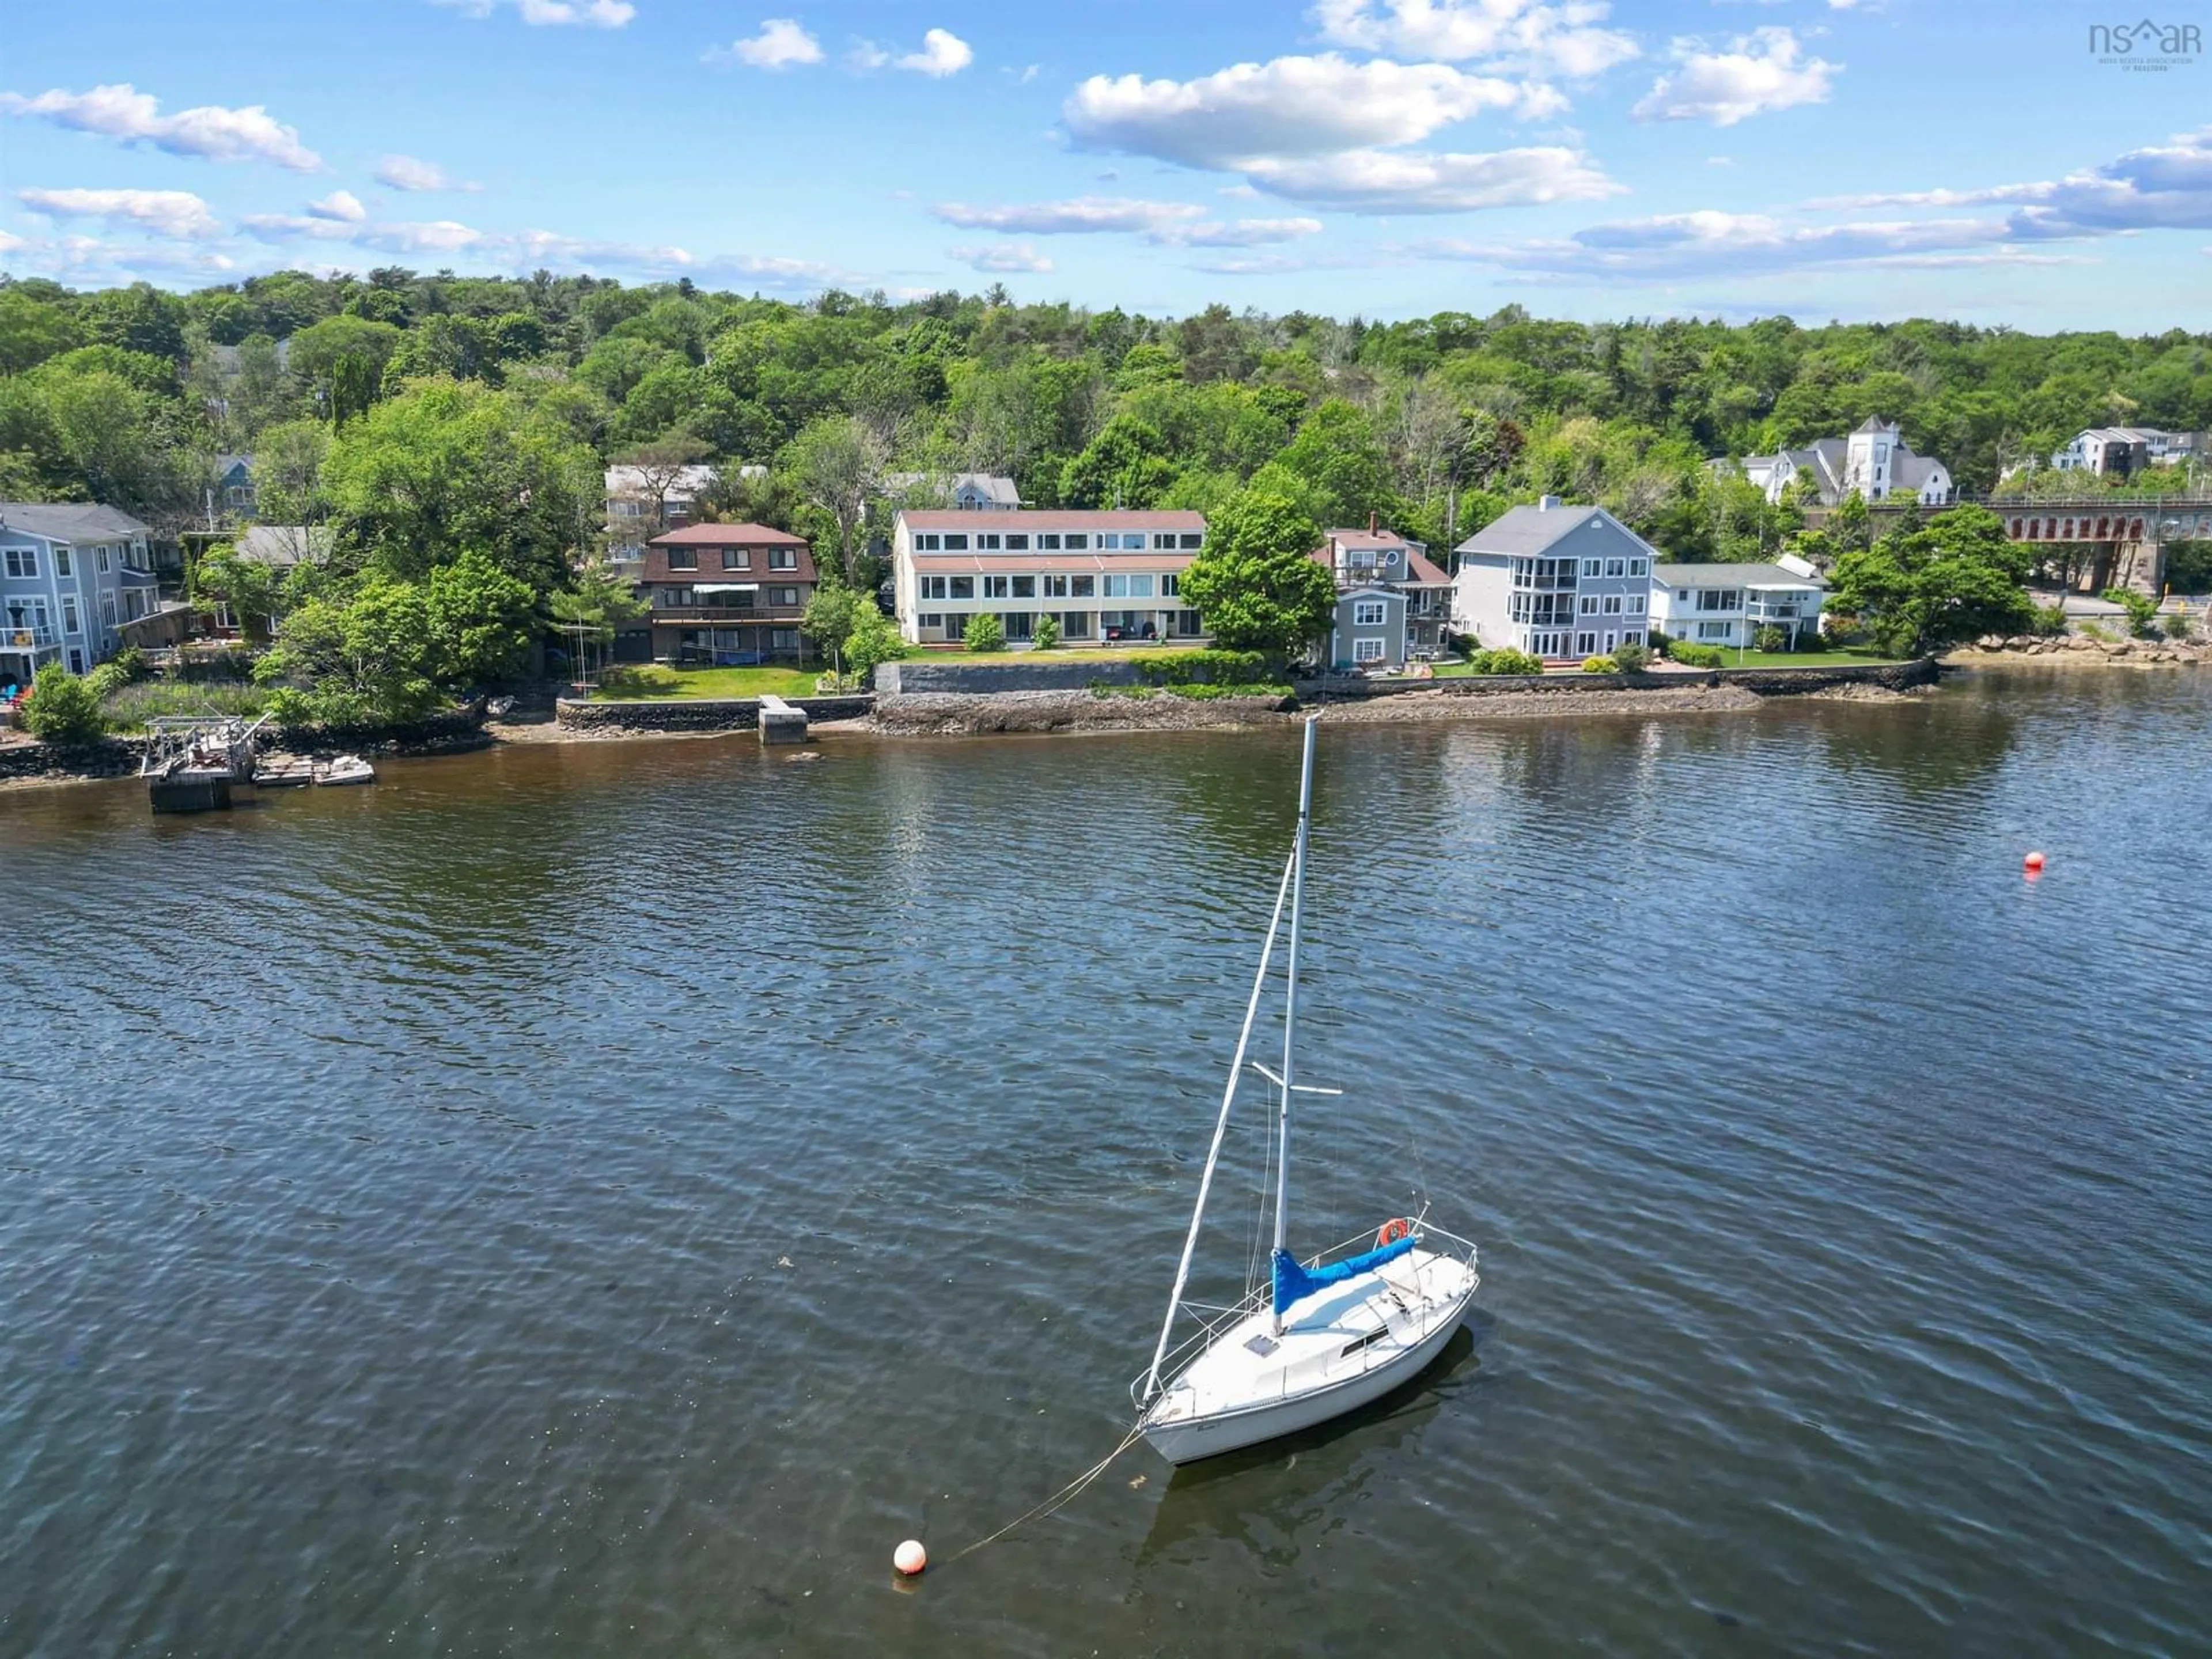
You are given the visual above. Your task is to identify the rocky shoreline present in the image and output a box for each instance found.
[1959,632,2209,666]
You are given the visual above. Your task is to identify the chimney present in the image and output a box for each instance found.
[1539,494,1562,510]
[1368,509,1378,535]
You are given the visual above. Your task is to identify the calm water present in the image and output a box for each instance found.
[2,666,2209,1657]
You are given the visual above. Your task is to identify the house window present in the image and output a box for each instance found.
[1103,574,1155,598]
[978,534,1002,551]
[1179,533,1203,550]
[1039,533,1062,550]
[1578,595,1599,614]
[983,575,1012,599]
[921,576,948,600]
[918,612,944,630]
[1353,599,1387,626]
[668,548,698,570]
[1005,534,1029,551]
[97,547,110,573]
[1069,575,1095,598]
[1629,558,1647,576]
[3,547,37,579]
[1043,574,1070,597]
[1153,533,1177,550]
[1010,575,1036,598]
[1161,574,1179,597]
[1698,622,1732,639]
[916,533,941,551]
[1002,612,1035,639]
[1582,558,1600,577]
[1620,628,1644,645]
[772,586,800,606]
[100,593,117,627]
[722,550,749,570]
[1576,631,1597,654]
[771,628,800,650]
[1626,596,1645,615]
[1605,559,1625,578]
[943,534,970,551]
[769,548,798,570]
[1353,638,1386,663]
[62,596,80,634]
[1063,533,1089,550]
[55,548,71,578]
[948,576,974,599]
[1602,596,1623,615]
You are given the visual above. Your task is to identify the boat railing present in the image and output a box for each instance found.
[1131,1220,1480,1412]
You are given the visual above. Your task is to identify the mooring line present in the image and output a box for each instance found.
[946,1421,1151,1565]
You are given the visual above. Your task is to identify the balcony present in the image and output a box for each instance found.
[4,622,59,649]
[650,606,805,625]
[1745,599,1804,621]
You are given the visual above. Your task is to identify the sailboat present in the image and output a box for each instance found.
[1133,717,1480,1465]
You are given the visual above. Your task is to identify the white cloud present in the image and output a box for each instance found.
[1633,28,1837,126]
[1243,146,1620,213]
[1065,54,1556,168]
[900,29,973,76]
[707,18,823,69]
[242,213,487,253]
[949,243,1055,272]
[1218,183,1260,199]
[1156,217,1325,247]
[0,82,321,170]
[307,190,368,222]
[852,27,974,75]
[433,0,635,26]
[0,229,26,254]
[1312,0,1639,78]
[17,185,221,240]
[375,154,479,192]
[933,195,1206,234]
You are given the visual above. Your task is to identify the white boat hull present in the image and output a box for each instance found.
[1141,1245,1476,1465]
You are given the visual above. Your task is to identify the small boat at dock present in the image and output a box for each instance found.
[313,754,376,786]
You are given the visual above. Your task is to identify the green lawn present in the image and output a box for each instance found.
[942,643,1209,663]
[590,664,824,701]
[1706,647,1903,669]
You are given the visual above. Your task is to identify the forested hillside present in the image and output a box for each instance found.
[6,270,2211,570]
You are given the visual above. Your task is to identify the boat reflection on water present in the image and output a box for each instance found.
[1137,1317,1490,1568]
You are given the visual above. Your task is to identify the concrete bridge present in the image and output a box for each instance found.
[1833,495,2212,593]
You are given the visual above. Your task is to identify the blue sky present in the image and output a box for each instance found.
[2,0,2208,328]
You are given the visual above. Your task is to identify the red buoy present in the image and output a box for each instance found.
[2024,851,2046,873]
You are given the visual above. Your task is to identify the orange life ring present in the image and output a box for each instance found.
[1377,1217,1412,1248]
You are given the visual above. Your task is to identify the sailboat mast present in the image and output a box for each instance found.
[1273,717,1318,1261]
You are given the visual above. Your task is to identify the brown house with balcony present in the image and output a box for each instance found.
[643,522,817,665]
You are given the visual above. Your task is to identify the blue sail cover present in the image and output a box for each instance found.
[1271,1236,1418,1316]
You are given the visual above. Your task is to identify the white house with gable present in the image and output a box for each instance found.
[1740,418,1952,507]
[1450,498,1656,661]
[1649,555,1827,651]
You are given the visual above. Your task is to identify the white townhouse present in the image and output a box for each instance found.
[1649,556,1827,652]
[2049,426,2206,479]
[1740,417,1952,507]
[892,509,1209,646]
[1450,498,1657,661]
[1,503,162,685]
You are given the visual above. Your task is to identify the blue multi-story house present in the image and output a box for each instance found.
[1,503,162,685]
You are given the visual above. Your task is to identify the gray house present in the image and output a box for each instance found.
[1449,498,1657,660]
[1310,522,1453,668]
[1324,585,1408,670]
[1,502,162,683]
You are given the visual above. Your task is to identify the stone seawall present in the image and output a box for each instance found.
[555,695,875,734]
[1300,658,1940,700]
[872,690,1291,735]
[0,702,495,786]
[874,660,1143,694]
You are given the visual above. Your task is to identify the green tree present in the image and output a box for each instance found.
[195,543,285,639]
[801,581,865,679]
[21,664,106,744]
[963,611,1006,653]
[253,577,442,722]
[1030,611,1060,650]
[784,414,889,585]
[845,604,909,685]
[251,419,331,527]
[1829,506,2034,657]
[425,548,538,684]
[0,291,82,374]
[1177,486,1334,658]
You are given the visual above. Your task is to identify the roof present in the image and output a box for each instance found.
[1854,416,1897,434]
[1652,562,1827,590]
[607,463,718,496]
[234,525,332,566]
[886,471,1022,505]
[1456,502,1635,559]
[649,521,809,546]
[899,509,1205,532]
[1308,540,1452,586]
[1405,549,1451,585]
[215,453,252,477]
[0,502,154,541]
[1324,528,1411,550]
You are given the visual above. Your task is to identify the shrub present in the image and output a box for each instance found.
[1130,648,1269,685]
[1668,641,1726,668]
[963,612,1006,653]
[21,664,107,744]
[107,645,150,684]
[84,661,133,702]
[2100,588,2160,639]
[1164,682,1294,701]
[1465,647,1544,676]
[1611,641,1651,674]
[100,680,273,729]
[2078,622,2115,642]
[1030,612,1060,650]
[2029,603,2069,638]
[1645,628,1669,652]
[1754,624,1790,653]
[1580,653,1619,674]
[2162,611,2192,641]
